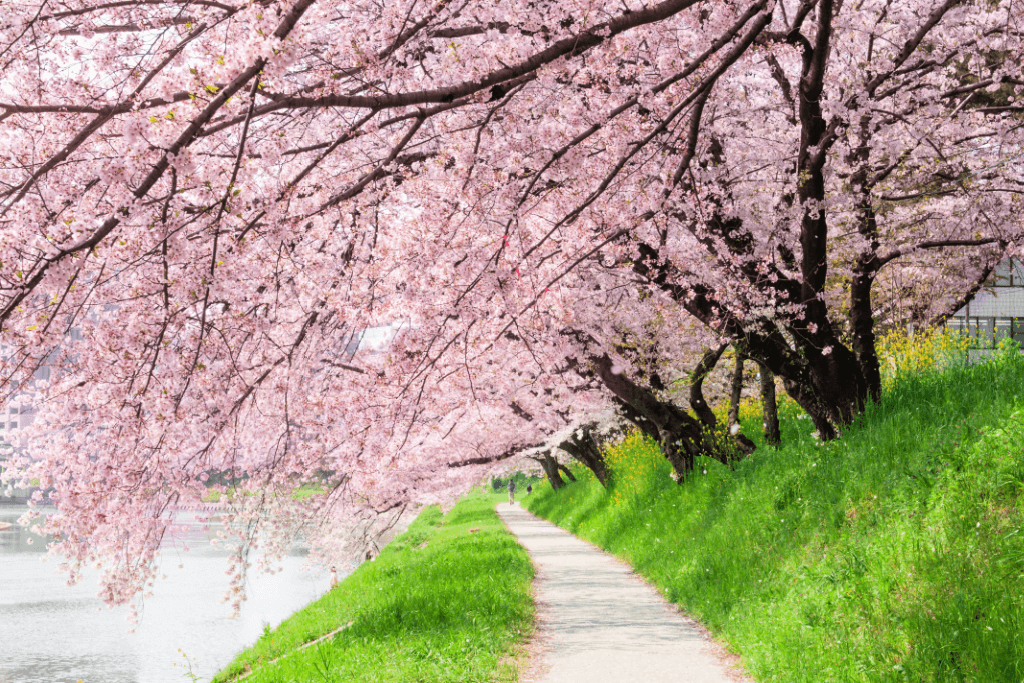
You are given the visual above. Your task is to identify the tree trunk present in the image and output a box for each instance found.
[593,353,748,480]
[850,259,883,403]
[742,322,867,440]
[632,240,869,443]
[613,397,661,442]
[559,423,610,486]
[727,350,744,428]
[758,361,780,446]
[532,452,566,490]
[693,344,755,456]
[689,343,728,429]
[785,0,868,435]
[557,463,576,483]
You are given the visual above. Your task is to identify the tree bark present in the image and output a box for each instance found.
[532,452,566,490]
[727,349,744,428]
[557,463,576,483]
[632,240,867,442]
[613,397,661,442]
[758,361,780,446]
[593,353,749,480]
[689,343,727,429]
[692,343,755,456]
[558,423,610,486]
[850,248,883,403]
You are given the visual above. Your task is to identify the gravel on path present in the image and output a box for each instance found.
[497,502,750,683]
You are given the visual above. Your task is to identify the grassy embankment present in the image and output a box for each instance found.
[212,491,533,683]
[525,335,1024,682]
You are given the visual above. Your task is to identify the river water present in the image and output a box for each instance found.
[0,505,334,683]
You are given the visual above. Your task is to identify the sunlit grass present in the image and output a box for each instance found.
[526,339,1024,682]
[212,491,533,683]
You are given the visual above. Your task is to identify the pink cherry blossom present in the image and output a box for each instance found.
[0,0,1019,609]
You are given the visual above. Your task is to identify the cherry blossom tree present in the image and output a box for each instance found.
[0,0,1022,608]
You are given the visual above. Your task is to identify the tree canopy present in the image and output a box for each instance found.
[0,0,1021,609]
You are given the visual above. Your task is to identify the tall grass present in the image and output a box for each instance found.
[877,326,972,389]
[213,491,533,683]
[525,338,1024,682]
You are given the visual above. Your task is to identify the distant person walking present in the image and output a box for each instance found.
[508,479,516,505]
[526,484,532,495]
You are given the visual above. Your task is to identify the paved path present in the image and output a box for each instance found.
[497,503,747,683]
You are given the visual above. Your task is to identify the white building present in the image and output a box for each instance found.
[947,259,1024,358]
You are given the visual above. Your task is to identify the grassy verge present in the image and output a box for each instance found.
[525,347,1024,683]
[212,490,534,683]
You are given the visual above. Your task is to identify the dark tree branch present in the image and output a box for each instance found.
[275,0,705,111]
[689,342,728,428]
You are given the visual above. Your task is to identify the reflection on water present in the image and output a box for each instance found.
[0,505,335,683]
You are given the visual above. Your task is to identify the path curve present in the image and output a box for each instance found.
[497,503,749,683]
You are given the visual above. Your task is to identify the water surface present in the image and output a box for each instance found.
[0,505,334,683]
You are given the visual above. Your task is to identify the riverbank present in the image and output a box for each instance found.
[212,491,534,682]
[524,346,1024,682]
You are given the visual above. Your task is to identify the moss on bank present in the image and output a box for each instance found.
[213,491,533,683]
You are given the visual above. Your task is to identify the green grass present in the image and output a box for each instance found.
[525,346,1024,683]
[212,491,534,683]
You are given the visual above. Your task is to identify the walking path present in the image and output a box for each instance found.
[496,503,748,683]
